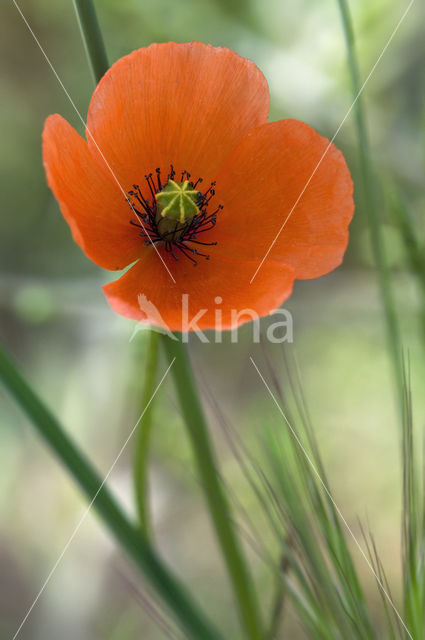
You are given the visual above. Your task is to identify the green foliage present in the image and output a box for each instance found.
[254,348,423,638]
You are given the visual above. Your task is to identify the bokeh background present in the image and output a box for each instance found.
[1,0,425,638]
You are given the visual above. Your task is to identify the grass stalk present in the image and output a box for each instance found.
[336,0,404,407]
[391,192,425,350]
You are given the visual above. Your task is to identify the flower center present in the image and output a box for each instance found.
[127,165,223,265]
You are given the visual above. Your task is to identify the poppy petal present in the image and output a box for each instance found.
[211,119,354,279]
[86,42,270,189]
[42,114,144,270]
[102,250,294,332]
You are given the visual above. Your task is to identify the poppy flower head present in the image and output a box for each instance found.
[42,42,354,332]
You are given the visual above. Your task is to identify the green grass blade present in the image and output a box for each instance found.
[336,0,404,408]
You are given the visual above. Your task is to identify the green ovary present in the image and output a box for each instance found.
[155,180,200,225]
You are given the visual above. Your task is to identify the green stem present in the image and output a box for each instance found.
[337,0,404,405]
[161,335,264,640]
[392,192,425,350]
[73,0,109,83]
[0,344,223,640]
[133,331,160,539]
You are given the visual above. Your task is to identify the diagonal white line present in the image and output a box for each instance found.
[250,0,415,284]
[250,356,413,640]
[12,0,176,283]
[11,357,176,640]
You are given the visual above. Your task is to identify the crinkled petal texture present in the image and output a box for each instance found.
[210,119,354,279]
[86,42,270,189]
[103,250,295,332]
[42,115,141,270]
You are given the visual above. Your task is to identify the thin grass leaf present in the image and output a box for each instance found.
[401,361,425,639]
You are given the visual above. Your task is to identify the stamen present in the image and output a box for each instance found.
[175,243,198,265]
[126,166,222,265]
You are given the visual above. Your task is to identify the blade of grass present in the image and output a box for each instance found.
[337,7,421,638]
[336,0,404,407]
[0,343,224,640]
[358,522,401,640]
[391,191,425,350]
[401,364,425,638]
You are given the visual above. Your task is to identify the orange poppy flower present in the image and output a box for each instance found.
[42,42,353,332]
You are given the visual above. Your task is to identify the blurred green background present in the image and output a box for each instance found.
[1,0,425,638]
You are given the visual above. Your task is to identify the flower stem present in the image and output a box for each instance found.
[336,0,404,404]
[161,335,264,640]
[72,0,109,83]
[133,330,160,539]
[0,343,224,640]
